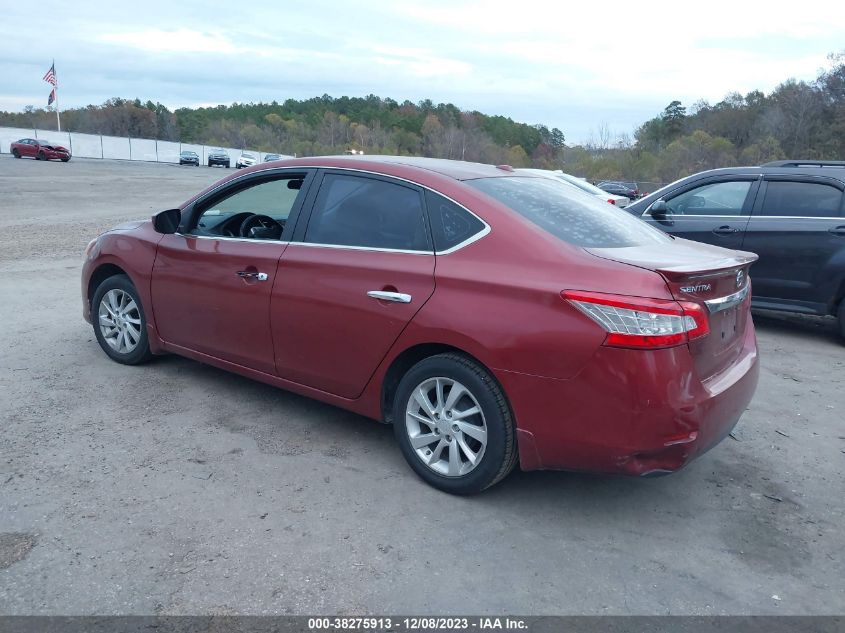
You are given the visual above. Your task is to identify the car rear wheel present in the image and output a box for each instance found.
[91,275,152,365]
[393,353,517,494]
[12,149,20,158]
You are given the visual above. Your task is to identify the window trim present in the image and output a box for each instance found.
[294,167,490,255]
[298,169,433,253]
[752,175,845,219]
[176,165,491,255]
[177,168,316,242]
[643,175,760,218]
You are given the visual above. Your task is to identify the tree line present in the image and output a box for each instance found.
[0,94,565,169]
[1,51,841,184]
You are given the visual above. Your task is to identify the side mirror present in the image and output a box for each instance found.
[153,208,181,234]
[649,199,673,224]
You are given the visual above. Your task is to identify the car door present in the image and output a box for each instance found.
[271,170,436,399]
[150,170,314,373]
[22,140,36,157]
[642,176,759,249]
[741,176,845,311]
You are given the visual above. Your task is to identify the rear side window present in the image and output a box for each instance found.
[468,177,670,248]
[305,173,430,251]
[665,180,752,216]
[761,181,843,217]
[424,190,486,252]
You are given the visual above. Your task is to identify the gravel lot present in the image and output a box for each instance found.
[1,156,843,615]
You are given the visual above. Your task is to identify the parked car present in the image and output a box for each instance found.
[263,153,283,162]
[207,149,230,168]
[626,160,845,338]
[10,138,71,162]
[598,180,640,199]
[179,150,199,166]
[236,152,257,169]
[518,169,630,206]
[82,156,759,493]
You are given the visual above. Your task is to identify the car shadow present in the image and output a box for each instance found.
[752,308,841,344]
[148,353,739,508]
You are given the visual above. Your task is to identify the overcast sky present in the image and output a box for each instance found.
[1,0,843,143]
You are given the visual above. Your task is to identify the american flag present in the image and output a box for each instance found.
[47,88,56,106]
[43,64,56,86]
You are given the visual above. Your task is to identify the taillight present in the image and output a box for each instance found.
[607,198,616,205]
[561,290,709,349]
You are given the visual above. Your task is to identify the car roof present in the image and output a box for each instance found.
[283,155,529,181]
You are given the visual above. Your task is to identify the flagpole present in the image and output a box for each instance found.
[54,59,61,132]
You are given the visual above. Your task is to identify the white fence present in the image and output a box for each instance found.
[0,126,290,165]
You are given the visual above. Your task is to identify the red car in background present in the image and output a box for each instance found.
[81,156,760,494]
[10,137,71,162]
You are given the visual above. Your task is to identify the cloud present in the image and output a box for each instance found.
[99,28,237,54]
[1,0,843,142]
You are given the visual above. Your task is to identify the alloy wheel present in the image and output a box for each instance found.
[405,377,488,477]
[98,289,143,354]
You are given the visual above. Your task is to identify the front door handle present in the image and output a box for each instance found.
[367,290,412,303]
[713,225,741,235]
[829,226,845,237]
[237,271,268,281]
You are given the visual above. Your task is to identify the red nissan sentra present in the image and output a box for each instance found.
[82,156,759,494]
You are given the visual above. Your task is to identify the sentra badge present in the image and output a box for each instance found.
[680,283,711,293]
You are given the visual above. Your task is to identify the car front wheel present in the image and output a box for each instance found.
[37,151,46,161]
[393,353,518,494]
[91,275,152,365]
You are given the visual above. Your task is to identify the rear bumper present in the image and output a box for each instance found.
[497,321,759,474]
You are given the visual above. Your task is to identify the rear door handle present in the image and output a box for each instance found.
[237,271,268,281]
[713,225,741,235]
[829,226,845,237]
[367,290,412,303]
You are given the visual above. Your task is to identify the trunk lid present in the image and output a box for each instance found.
[588,238,758,381]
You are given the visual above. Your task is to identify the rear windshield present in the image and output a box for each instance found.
[468,176,670,248]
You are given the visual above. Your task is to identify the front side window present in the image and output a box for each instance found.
[305,173,430,251]
[468,176,669,248]
[665,181,752,216]
[192,175,306,239]
[761,181,843,218]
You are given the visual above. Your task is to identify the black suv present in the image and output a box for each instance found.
[207,149,230,168]
[626,160,845,337]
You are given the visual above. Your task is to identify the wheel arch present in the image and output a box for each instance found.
[87,263,129,308]
[380,342,510,426]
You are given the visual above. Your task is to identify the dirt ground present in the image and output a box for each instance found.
[0,156,843,615]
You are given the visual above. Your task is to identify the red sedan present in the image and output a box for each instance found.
[81,156,759,494]
[10,137,71,161]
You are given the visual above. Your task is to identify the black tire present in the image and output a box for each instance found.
[37,151,46,161]
[91,274,153,365]
[12,149,20,158]
[393,353,518,494]
[225,162,230,168]
[61,157,70,162]
[208,160,212,167]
